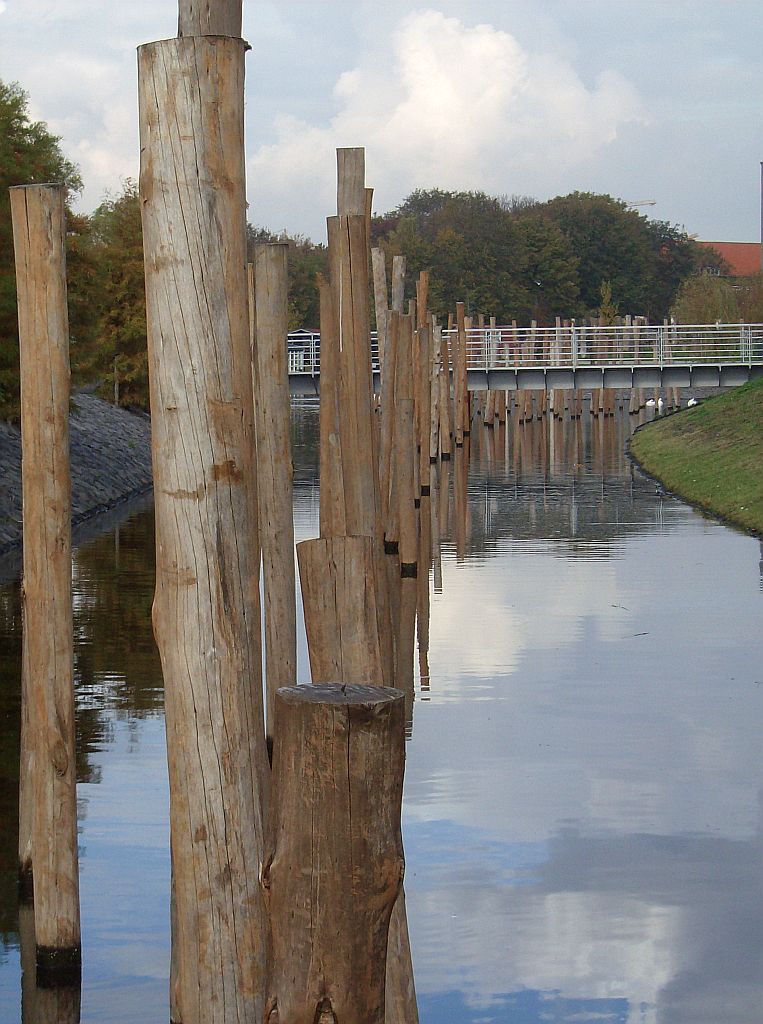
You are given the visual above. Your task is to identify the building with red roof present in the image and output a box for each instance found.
[697,241,761,277]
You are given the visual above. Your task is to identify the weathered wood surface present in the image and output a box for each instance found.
[454,302,467,445]
[395,315,417,575]
[297,536,393,689]
[317,270,345,538]
[139,36,268,1024]
[417,323,432,491]
[372,247,389,389]
[19,903,81,1022]
[337,147,366,217]
[381,310,400,546]
[250,245,297,743]
[10,183,81,975]
[438,327,452,459]
[177,0,242,37]
[429,325,442,462]
[264,684,406,1024]
[391,255,406,313]
[327,213,381,540]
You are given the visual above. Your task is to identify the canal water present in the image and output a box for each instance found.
[1,404,762,1023]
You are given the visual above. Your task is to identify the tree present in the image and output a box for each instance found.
[670,274,740,323]
[532,192,655,315]
[247,225,327,330]
[0,79,83,420]
[375,189,531,320]
[85,180,148,408]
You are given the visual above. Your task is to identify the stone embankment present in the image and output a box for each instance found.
[0,392,153,555]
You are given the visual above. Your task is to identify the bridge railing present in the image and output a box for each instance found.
[285,322,763,375]
[459,322,763,369]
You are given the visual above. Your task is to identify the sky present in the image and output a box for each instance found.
[1,1,762,244]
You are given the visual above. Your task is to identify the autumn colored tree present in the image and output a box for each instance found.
[85,180,148,408]
[0,79,83,420]
[247,224,327,330]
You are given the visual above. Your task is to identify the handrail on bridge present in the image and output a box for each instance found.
[286,322,763,376]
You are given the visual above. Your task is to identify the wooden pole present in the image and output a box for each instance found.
[250,244,297,750]
[138,36,268,1023]
[263,684,405,1024]
[391,255,406,314]
[417,323,432,494]
[454,302,466,446]
[371,248,389,392]
[383,311,401,552]
[318,271,346,537]
[429,325,442,463]
[395,314,418,577]
[297,536,393,688]
[178,0,242,36]
[337,147,367,218]
[10,182,80,982]
[439,326,452,460]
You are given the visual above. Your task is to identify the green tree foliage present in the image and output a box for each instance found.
[374,187,710,325]
[85,180,148,408]
[737,273,763,322]
[374,189,531,320]
[598,280,619,325]
[0,80,83,420]
[671,271,763,324]
[670,274,740,323]
[247,225,327,330]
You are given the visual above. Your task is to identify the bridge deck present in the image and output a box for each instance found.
[286,322,763,394]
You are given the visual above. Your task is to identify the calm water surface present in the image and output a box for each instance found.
[1,405,762,1024]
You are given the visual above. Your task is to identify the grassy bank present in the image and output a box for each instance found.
[629,377,763,536]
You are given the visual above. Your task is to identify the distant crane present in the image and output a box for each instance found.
[626,199,657,209]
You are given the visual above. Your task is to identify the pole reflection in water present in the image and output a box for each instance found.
[20,904,81,1024]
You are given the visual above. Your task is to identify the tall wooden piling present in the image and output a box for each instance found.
[395,314,418,577]
[391,255,406,314]
[139,32,268,1023]
[454,302,467,446]
[10,182,81,980]
[250,245,297,747]
[264,684,405,1024]
[318,272,346,537]
[438,326,452,460]
[297,536,393,689]
[178,0,242,35]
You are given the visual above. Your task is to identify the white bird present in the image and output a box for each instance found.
[657,397,664,412]
[687,398,698,407]
[645,398,656,407]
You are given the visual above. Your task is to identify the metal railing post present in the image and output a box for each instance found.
[571,320,578,369]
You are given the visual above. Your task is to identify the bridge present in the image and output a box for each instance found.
[286,321,763,396]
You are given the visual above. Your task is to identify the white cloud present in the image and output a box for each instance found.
[247,9,646,239]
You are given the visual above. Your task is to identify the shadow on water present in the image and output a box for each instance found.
[1,402,762,1023]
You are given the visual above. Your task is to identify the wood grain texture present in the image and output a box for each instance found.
[138,36,267,1024]
[391,255,406,314]
[250,246,297,739]
[177,0,242,36]
[10,183,80,966]
[337,147,366,217]
[297,536,393,689]
[332,214,381,540]
[394,315,417,574]
[264,685,406,1024]
[317,269,345,538]
[371,247,389,382]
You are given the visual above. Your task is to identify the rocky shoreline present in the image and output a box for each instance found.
[0,392,154,557]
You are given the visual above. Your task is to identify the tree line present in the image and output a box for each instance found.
[1,77,760,420]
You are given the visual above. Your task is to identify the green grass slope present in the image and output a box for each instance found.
[629,377,763,536]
